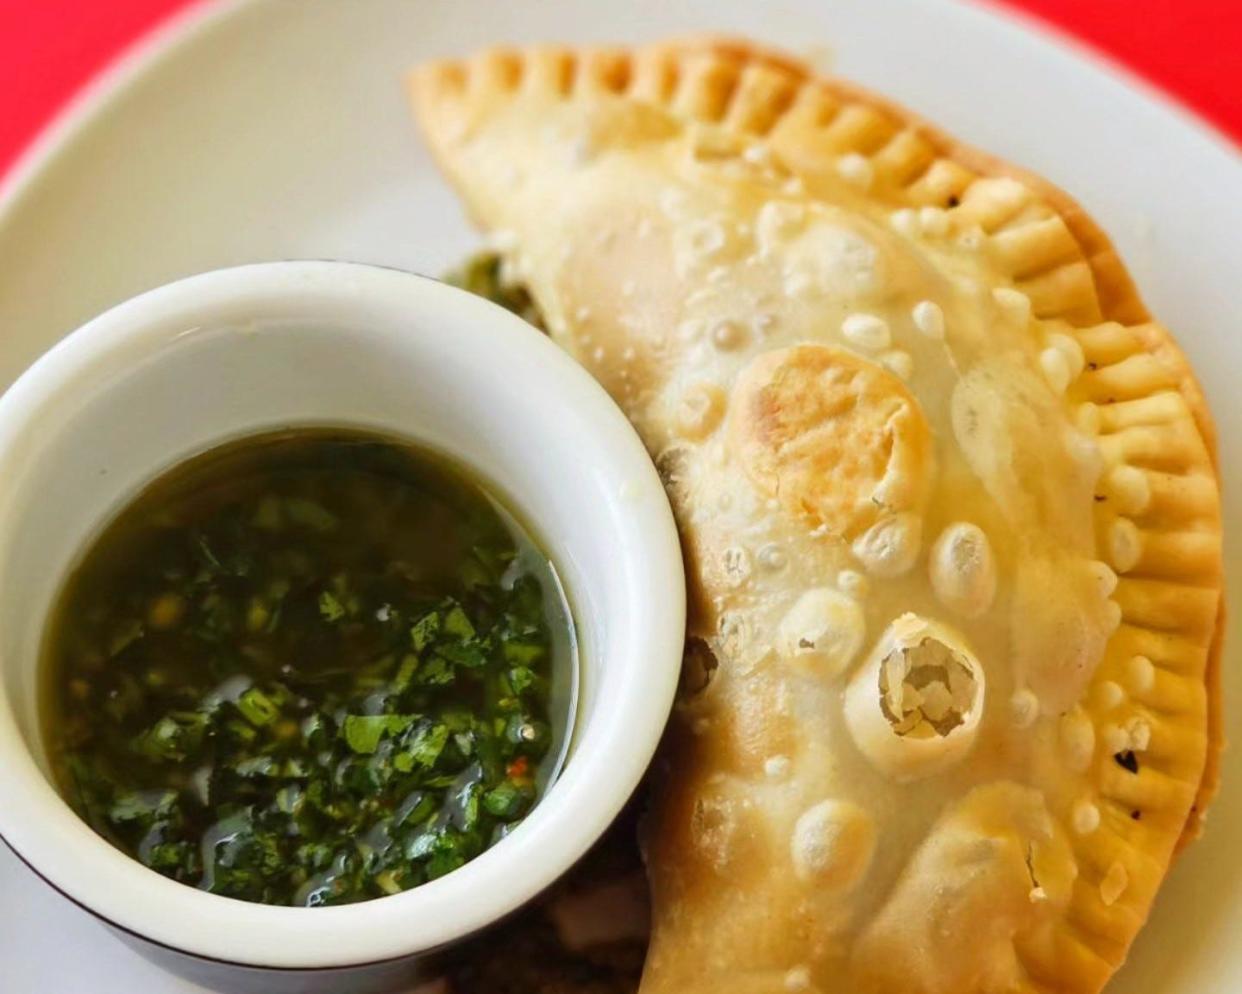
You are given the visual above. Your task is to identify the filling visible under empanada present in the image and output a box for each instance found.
[411,37,1224,994]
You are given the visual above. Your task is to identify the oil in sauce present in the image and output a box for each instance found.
[41,428,576,906]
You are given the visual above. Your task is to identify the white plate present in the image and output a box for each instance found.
[0,1,1238,991]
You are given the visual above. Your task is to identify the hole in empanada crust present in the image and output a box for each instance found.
[679,636,719,699]
[845,615,984,780]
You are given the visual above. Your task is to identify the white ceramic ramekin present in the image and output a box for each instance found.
[0,261,684,990]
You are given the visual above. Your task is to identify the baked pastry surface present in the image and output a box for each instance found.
[410,37,1225,994]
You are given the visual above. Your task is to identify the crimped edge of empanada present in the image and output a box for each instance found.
[408,35,1225,985]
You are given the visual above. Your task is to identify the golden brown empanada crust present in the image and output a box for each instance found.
[665,56,1226,835]
[679,35,1215,460]
[409,35,1225,994]
[698,38,1226,849]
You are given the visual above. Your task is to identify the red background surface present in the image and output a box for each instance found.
[0,0,1239,180]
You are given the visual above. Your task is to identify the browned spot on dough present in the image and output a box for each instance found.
[728,344,933,539]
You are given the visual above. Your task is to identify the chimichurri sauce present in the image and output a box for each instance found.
[41,429,575,907]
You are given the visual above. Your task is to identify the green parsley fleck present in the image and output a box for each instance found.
[318,590,346,622]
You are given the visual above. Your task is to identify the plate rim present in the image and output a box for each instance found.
[0,0,1237,988]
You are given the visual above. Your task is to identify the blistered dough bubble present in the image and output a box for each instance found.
[674,382,726,439]
[755,200,806,255]
[777,588,865,677]
[841,313,891,352]
[845,614,984,780]
[852,512,922,577]
[929,522,997,617]
[728,344,933,541]
[790,799,876,890]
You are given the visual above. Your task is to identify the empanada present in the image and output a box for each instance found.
[409,37,1224,994]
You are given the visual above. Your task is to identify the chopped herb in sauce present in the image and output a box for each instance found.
[43,430,575,906]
